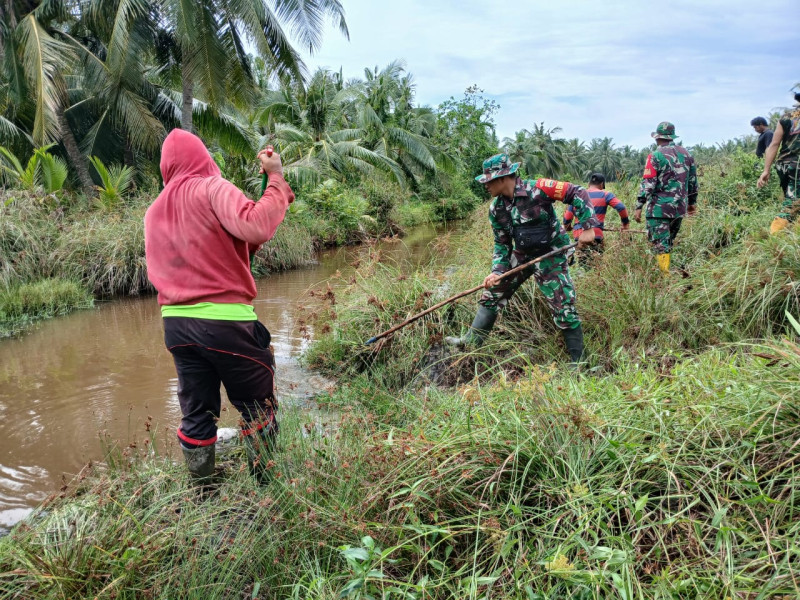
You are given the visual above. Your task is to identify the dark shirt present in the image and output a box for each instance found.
[756,129,773,158]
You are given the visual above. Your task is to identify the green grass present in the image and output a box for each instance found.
[303,199,798,387]
[0,343,797,598]
[0,180,474,329]
[0,278,93,337]
[1,155,798,597]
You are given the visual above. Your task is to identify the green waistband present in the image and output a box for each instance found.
[161,302,257,320]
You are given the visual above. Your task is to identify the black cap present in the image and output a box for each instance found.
[589,173,605,185]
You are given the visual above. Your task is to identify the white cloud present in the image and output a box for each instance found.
[302,0,799,147]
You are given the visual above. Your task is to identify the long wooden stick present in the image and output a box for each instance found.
[364,243,578,345]
[602,227,647,234]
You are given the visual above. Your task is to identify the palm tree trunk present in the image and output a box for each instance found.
[123,137,137,190]
[181,60,194,132]
[56,107,94,196]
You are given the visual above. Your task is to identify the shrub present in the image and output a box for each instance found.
[392,198,436,227]
[700,149,782,211]
[251,218,315,274]
[301,180,371,245]
[0,145,69,194]
[358,178,411,229]
[89,156,135,211]
[417,172,482,222]
[0,191,60,287]
[0,278,93,337]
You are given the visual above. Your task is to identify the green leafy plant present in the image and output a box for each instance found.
[338,536,406,599]
[0,145,69,193]
[88,156,134,210]
[0,146,40,191]
[35,147,69,193]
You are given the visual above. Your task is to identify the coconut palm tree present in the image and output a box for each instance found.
[587,137,622,181]
[71,0,167,165]
[618,144,647,179]
[502,130,528,166]
[156,0,349,132]
[514,123,570,178]
[258,68,401,187]
[350,61,439,186]
[0,0,94,193]
[562,137,587,179]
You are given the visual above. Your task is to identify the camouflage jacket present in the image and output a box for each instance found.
[489,177,599,274]
[636,142,698,218]
[778,112,800,163]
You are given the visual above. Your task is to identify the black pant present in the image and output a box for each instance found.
[163,317,276,447]
[777,167,789,197]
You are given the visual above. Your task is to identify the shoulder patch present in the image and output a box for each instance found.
[643,154,656,179]
[535,178,567,200]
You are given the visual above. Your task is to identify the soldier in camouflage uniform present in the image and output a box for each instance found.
[634,122,698,274]
[758,92,800,234]
[445,154,598,366]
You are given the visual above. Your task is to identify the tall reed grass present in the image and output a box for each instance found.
[304,200,797,386]
[0,278,93,337]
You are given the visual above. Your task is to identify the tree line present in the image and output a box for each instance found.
[1,1,762,203]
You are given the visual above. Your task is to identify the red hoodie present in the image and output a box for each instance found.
[144,129,294,306]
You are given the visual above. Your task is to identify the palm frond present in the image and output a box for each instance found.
[189,3,228,108]
[112,88,166,152]
[192,101,256,156]
[269,0,349,53]
[37,148,68,193]
[271,122,312,144]
[0,115,30,145]
[386,126,435,171]
[228,0,307,81]
[78,108,109,155]
[17,14,74,144]
[357,103,382,130]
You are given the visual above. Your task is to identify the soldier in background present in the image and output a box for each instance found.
[757,92,800,234]
[634,122,698,274]
[445,154,598,368]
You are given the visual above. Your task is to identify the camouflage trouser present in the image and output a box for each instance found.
[479,248,581,330]
[646,217,682,254]
[776,161,799,221]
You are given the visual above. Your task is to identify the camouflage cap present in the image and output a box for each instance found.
[475,153,520,183]
[651,121,677,140]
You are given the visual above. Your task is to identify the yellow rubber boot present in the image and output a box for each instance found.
[770,217,789,234]
[656,253,670,274]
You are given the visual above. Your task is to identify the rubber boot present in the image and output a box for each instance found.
[445,305,498,348]
[770,217,789,234]
[243,426,278,484]
[181,443,216,494]
[656,253,670,274]
[561,325,585,370]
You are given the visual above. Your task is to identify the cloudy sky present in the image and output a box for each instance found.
[300,0,798,148]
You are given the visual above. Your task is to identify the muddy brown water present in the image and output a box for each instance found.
[0,222,467,532]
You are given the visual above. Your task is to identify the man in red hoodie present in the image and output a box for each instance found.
[144,129,295,486]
